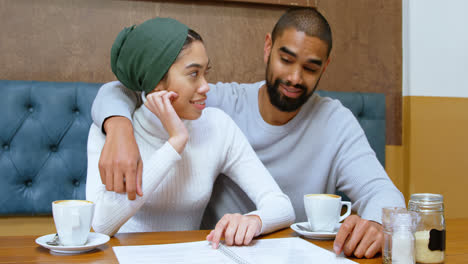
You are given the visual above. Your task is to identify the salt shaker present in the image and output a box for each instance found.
[391,212,417,264]
[382,208,418,264]
[408,193,445,264]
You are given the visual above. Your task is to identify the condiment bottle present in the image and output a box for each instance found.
[383,207,407,264]
[408,193,445,264]
[382,208,418,264]
[391,212,417,264]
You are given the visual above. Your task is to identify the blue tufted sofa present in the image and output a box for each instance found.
[1,80,100,215]
[0,80,385,220]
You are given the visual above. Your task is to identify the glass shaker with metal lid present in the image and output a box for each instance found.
[408,193,445,264]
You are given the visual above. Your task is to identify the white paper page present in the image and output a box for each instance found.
[113,241,233,264]
[227,237,358,264]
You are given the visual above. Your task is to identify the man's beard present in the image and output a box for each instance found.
[265,61,320,112]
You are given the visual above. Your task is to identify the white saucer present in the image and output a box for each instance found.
[290,222,341,240]
[35,232,110,254]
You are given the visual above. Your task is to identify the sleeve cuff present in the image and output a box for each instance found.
[145,141,182,167]
[101,115,133,135]
[245,210,265,236]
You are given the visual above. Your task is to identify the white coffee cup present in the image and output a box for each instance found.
[304,194,352,232]
[52,200,95,246]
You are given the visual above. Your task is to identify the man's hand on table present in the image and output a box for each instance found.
[99,116,143,200]
[333,215,383,258]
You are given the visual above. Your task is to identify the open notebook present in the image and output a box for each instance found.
[113,237,357,264]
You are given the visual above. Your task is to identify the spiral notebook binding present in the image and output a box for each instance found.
[218,243,252,264]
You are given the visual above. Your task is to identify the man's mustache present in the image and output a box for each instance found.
[275,79,307,92]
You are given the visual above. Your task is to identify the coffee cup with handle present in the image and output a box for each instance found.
[304,194,351,232]
[52,200,95,246]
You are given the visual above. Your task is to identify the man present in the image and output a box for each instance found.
[91,8,405,258]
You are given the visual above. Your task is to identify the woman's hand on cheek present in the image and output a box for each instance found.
[145,91,188,153]
[206,214,262,249]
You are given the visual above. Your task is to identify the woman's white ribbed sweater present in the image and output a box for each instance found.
[86,106,295,236]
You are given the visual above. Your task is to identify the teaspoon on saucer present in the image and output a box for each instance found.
[296,224,313,232]
[46,233,60,246]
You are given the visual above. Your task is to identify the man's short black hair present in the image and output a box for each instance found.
[271,7,332,57]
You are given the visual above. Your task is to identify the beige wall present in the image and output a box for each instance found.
[405,96,468,219]
[386,96,468,219]
[385,145,405,200]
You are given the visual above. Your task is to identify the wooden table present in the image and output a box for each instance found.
[1,219,467,263]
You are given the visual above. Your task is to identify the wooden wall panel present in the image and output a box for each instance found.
[0,0,284,82]
[220,0,314,6]
[315,0,402,144]
[0,0,284,84]
[0,0,401,144]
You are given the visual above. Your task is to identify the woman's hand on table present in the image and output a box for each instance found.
[206,214,262,249]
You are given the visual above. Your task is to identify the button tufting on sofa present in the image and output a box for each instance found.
[0,80,101,215]
[24,180,33,187]
[50,145,57,152]
[73,179,80,187]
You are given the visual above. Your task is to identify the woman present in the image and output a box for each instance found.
[86,17,294,248]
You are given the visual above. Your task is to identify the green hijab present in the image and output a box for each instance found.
[110,18,189,94]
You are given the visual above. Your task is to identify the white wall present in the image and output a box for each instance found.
[403,0,468,97]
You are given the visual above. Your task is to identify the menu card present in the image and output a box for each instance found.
[113,237,357,264]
